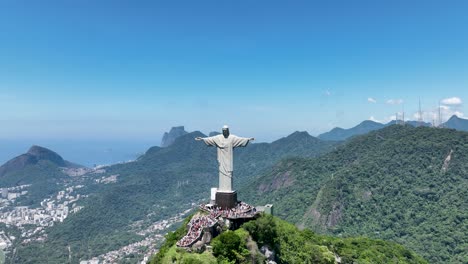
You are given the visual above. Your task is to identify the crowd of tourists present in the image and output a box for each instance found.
[199,201,257,219]
[176,215,217,247]
[177,202,260,247]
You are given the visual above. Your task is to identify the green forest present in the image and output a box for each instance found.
[7,131,337,263]
[152,213,427,264]
[3,126,467,263]
[241,125,468,263]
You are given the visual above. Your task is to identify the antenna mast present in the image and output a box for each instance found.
[402,103,405,126]
[418,98,423,126]
[438,101,442,128]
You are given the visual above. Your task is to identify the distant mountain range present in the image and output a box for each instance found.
[318,115,467,141]
[318,120,386,141]
[8,129,338,263]
[4,122,468,263]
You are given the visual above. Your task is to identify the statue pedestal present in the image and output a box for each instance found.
[215,191,237,209]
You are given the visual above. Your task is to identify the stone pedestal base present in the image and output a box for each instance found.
[215,191,237,209]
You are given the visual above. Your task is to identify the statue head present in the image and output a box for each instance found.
[222,125,230,138]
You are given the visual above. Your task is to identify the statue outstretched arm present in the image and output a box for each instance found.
[232,136,254,148]
[195,136,219,147]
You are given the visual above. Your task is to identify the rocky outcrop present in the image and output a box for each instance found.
[260,245,276,264]
[160,126,189,147]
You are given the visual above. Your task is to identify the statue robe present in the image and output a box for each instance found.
[201,134,251,192]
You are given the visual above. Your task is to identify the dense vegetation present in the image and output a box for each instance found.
[149,214,195,264]
[9,131,337,263]
[241,125,468,263]
[0,160,69,206]
[152,213,427,264]
[9,125,466,263]
[0,145,83,206]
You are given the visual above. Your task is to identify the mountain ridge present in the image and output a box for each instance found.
[11,129,339,263]
[318,115,466,141]
[318,120,386,141]
[242,125,468,263]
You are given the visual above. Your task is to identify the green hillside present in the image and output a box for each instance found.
[241,125,468,263]
[0,160,69,206]
[0,145,83,206]
[151,213,427,264]
[11,131,337,263]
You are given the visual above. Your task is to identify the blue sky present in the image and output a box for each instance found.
[1,0,468,143]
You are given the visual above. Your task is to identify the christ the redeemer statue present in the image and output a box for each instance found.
[195,125,254,192]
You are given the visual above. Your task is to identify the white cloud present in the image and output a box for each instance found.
[436,106,463,123]
[412,105,465,125]
[386,99,404,105]
[367,97,377,103]
[324,90,331,96]
[441,97,462,105]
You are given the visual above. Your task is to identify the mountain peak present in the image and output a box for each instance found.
[26,145,66,166]
[161,126,189,147]
[0,145,75,177]
[360,120,382,125]
[358,120,384,127]
[443,114,468,131]
[287,131,311,139]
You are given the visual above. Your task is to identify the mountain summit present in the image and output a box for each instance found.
[0,145,67,177]
[444,114,468,131]
[0,145,79,177]
[160,126,189,147]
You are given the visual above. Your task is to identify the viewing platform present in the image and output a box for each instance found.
[177,201,260,249]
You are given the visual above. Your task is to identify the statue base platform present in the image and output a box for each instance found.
[215,191,237,209]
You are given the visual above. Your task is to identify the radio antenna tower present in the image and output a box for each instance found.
[402,103,405,126]
[438,101,442,128]
[418,98,423,126]
[439,101,442,127]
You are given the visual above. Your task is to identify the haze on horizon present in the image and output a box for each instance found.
[1,1,468,143]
